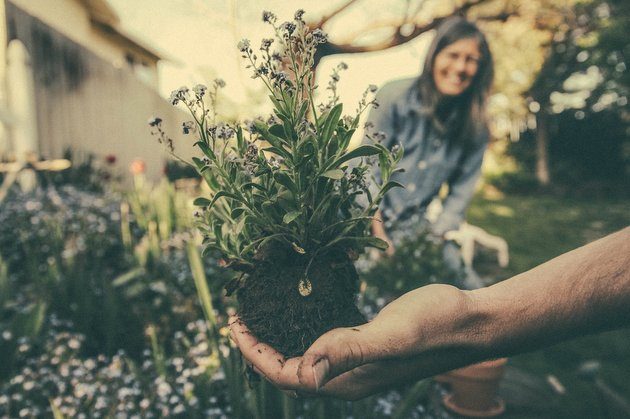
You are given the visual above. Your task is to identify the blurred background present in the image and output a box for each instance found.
[0,0,628,417]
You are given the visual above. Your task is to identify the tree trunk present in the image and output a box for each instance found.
[536,112,551,186]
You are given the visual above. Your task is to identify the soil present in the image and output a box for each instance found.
[236,247,366,357]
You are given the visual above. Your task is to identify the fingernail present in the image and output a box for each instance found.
[312,358,329,391]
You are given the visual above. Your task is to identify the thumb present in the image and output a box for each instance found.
[297,325,372,391]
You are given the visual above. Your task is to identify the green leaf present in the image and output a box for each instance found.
[195,141,216,160]
[192,157,205,170]
[339,128,356,152]
[274,172,297,195]
[233,216,247,236]
[112,267,146,287]
[201,171,221,190]
[378,151,389,180]
[231,207,246,219]
[274,110,291,125]
[321,169,344,180]
[379,180,405,196]
[297,100,309,122]
[325,236,389,250]
[207,191,244,211]
[291,242,306,254]
[269,124,287,140]
[254,121,289,150]
[242,182,267,193]
[327,144,381,170]
[321,103,343,145]
[240,233,286,256]
[212,221,223,242]
[321,216,374,234]
[258,233,288,250]
[269,95,287,115]
[236,126,246,154]
[283,210,301,224]
[186,243,217,327]
[361,237,390,250]
[261,200,280,221]
[193,197,212,207]
[262,146,291,161]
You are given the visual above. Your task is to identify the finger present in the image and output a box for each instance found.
[297,324,374,391]
[228,315,250,347]
[312,359,418,400]
[227,315,239,326]
[229,316,304,389]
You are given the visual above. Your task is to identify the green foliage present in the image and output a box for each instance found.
[468,192,630,417]
[361,229,462,297]
[0,181,228,379]
[501,0,630,186]
[159,12,402,276]
[1,173,430,417]
[36,148,118,192]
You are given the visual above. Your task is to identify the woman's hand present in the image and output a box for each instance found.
[371,209,395,256]
[229,284,476,400]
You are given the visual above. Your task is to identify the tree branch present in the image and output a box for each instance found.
[311,0,509,65]
[313,0,362,28]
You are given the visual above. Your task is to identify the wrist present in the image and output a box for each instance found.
[401,286,500,377]
[421,287,502,363]
[412,286,486,354]
[460,286,517,360]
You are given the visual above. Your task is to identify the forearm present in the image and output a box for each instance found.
[371,209,386,235]
[278,229,629,399]
[339,228,630,396]
[464,227,630,358]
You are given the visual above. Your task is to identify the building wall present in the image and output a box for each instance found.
[6,0,158,87]
[3,3,192,180]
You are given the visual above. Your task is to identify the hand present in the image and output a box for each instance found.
[230,284,476,400]
[371,210,395,257]
[230,228,630,400]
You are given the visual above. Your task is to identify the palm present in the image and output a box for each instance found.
[230,283,468,399]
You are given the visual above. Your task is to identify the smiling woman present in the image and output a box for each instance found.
[368,16,494,291]
[433,38,481,96]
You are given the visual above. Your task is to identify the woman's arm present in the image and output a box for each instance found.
[231,227,630,400]
[371,209,394,256]
[431,136,487,236]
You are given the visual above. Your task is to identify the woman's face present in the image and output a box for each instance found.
[432,38,481,97]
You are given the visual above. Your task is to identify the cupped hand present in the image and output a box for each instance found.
[229,284,476,400]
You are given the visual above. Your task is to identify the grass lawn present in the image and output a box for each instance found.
[467,191,630,418]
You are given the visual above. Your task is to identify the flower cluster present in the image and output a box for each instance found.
[0,318,229,418]
[153,9,402,279]
[363,121,387,143]
[238,9,332,91]
[149,117,174,152]
[0,186,124,285]
[320,62,349,112]
[169,86,190,106]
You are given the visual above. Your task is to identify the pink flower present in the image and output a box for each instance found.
[130,159,146,175]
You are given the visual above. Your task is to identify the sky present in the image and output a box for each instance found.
[106,0,434,119]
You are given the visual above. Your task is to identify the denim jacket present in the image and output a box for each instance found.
[367,77,488,236]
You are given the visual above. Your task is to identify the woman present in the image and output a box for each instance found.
[369,17,494,289]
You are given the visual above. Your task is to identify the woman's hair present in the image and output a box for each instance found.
[416,16,494,148]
